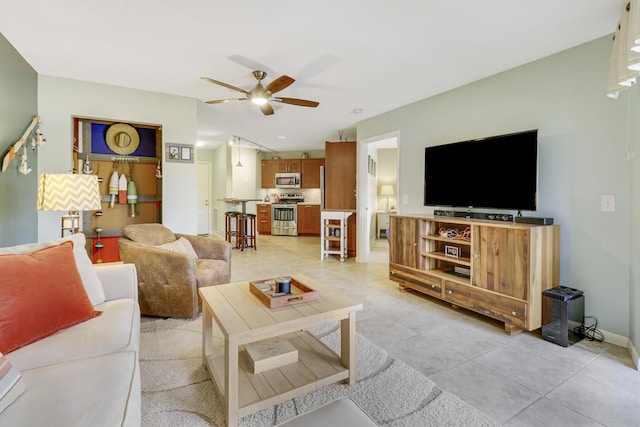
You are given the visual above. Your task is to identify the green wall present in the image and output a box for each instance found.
[0,33,38,246]
[358,35,638,353]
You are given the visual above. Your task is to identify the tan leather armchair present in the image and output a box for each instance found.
[118,223,231,318]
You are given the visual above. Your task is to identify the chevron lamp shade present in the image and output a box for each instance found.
[37,174,102,211]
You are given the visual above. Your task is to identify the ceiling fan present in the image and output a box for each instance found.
[201,70,319,116]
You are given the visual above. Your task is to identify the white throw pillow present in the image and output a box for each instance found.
[0,353,25,414]
[61,234,106,306]
[155,237,199,258]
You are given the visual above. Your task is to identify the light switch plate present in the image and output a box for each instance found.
[601,195,615,212]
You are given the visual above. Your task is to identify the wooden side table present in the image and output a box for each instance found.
[199,275,362,427]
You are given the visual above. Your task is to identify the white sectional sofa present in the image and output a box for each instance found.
[0,234,141,426]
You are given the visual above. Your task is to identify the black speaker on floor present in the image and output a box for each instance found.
[542,286,584,347]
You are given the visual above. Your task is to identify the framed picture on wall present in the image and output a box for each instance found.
[166,143,194,163]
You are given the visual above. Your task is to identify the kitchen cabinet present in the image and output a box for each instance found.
[257,203,271,235]
[297,204,321,235]
[325,141,356,257]
[261,160,276,188]
[276,159,301,173]
[389,214,560,334]
[301,158,325,188]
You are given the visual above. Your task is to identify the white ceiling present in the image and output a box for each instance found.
[0,1,624,152]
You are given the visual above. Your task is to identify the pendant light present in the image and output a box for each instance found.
[235,137,243,167]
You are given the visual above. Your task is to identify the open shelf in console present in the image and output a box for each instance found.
[420,221,472,283]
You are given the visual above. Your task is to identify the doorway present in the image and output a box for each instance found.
[197,162,210,235]
[356,132,399,263]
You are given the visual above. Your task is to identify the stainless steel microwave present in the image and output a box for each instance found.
[275,173,301,188]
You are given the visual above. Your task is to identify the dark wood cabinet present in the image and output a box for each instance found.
[298,204,321,235]
[261,160,276,188]
[301,158,325,188]
[276,159,301,173]
[325,141,357,257]
[257,204,271,235]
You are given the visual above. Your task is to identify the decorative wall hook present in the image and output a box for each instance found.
[2,115,43,173]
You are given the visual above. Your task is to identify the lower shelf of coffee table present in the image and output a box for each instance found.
[204,330,349,417]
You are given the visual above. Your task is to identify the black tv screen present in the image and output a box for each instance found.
[424,130,538,211]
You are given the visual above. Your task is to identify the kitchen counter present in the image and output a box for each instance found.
[220,198,262,214]
[256,201,321,205]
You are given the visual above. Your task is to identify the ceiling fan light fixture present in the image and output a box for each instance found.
[251,96,268,105]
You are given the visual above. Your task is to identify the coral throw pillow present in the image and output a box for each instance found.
[0,241,102,354]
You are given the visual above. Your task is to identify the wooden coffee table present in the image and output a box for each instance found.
[199,274,363,427]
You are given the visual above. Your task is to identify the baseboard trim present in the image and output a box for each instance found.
[601,328,639,370]
[601,328,628,347]
[629,340,640,371]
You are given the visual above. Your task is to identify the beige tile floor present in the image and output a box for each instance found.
[228,234,640,426]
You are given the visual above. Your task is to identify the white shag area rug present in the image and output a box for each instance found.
[140,317,497,427]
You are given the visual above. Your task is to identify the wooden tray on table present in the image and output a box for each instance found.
[249,277,319,308]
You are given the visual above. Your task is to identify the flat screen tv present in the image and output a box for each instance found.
[424,130,538,212]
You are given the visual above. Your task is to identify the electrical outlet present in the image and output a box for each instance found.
[402,194,409,205]
[601,195,615,212]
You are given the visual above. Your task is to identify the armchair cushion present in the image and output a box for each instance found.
[121,223,176,246]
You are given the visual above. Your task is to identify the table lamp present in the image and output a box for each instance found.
[37,173,102,237]
[380,185,394,211]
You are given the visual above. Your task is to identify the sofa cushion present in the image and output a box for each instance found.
[0,353,25,414]
[0,242,102,354]
[6,298,140,372]
[122,223,176,246]
[156,236,199,258]
[0,351,140,427]
[0,233,106,306]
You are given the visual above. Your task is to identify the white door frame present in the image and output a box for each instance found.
[356,130,400,263]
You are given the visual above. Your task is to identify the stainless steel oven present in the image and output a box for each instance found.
[271,204,298,236]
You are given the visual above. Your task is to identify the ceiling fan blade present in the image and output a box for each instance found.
[205,98,247,105]
[265,75,295,95]
[274,97,319,108]
[259,103,275,116]
[201,77,249,94]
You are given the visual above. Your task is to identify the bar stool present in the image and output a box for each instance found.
[224,211,240,248]
[237,213,257,251]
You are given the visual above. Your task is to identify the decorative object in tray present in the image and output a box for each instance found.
[249,276,319,308]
